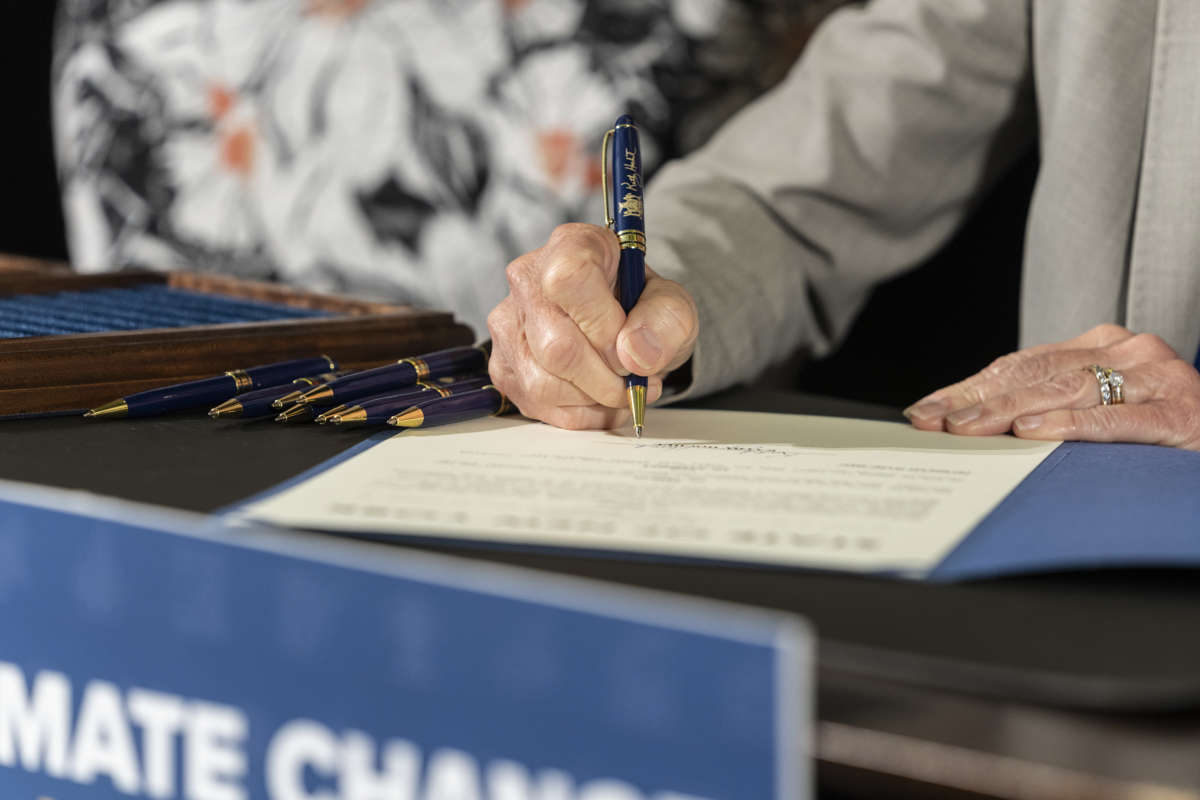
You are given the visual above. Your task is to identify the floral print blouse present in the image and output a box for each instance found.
[54,0,834,336]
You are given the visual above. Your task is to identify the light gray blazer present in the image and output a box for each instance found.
[646,0,1200,400]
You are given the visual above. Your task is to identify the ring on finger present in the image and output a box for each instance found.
[1086,364,1125,405]
[1109,368,1125,404]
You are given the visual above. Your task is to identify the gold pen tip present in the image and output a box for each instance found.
[387,408,424,428]
[84,399,129,419]
[296,386,334,405]
[209,401,241,418]
[315,404,348,424]
[272,390,308,408]
[628,385,646,437]
[275,404,313,423]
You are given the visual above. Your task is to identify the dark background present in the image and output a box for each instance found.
[0,0,1028,409]
[0,1,68,261]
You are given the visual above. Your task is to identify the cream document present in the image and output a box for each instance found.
[235,409,1059,574]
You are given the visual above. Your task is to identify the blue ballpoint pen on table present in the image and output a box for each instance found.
[208,370,348,419]
[293,344,489,407]
[84,356,338,419]
[603,114,648,437]
[318,375,492,425]
[386,385,512,429]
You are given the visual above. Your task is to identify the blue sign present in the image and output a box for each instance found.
[0,481,812,799]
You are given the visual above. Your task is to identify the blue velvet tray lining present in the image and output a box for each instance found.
[0,285,331,338]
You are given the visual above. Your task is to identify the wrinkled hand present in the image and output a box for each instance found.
[487,223,698,429]
[904,324,1200,449]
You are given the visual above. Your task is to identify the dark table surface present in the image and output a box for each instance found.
[4,387,1199,798]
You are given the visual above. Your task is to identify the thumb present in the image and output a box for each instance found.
[616,268,698,376]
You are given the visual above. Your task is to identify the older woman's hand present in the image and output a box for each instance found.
[904,324,1200,449]
[486,223,699,429]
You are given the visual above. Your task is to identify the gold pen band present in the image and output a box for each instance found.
[417,380,452,398]
[616,229,646,252]
[225,369,253,391]
[401,357,431,379]
[483,385,512,416]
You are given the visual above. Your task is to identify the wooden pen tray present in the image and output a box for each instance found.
[0,256,475,415]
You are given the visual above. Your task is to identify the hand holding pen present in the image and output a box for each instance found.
[485,116,698,432]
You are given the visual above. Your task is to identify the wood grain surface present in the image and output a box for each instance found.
[0,257,477,414]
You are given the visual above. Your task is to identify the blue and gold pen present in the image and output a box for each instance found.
[318,375,492,425]
[293,345,489,407]
[603,114,648,437]
[386,385,512,429]
[85,356,337,419]
[208,370,348,419]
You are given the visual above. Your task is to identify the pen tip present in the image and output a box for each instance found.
[315,404,347,424]
[332,409,368,425]
[627,385,646,438]
[296,386,333,405]
[84,399,129,419]
[275,404,313,423]
[387,408,424,428]
[208,400,241,419]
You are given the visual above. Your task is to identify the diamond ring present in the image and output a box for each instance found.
[1087,365,1125,405]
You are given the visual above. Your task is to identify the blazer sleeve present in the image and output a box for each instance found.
[645,0,1035,400]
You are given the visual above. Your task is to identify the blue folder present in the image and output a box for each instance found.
[933,441,1200,581]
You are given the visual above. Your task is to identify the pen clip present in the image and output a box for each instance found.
[601,127,615,229]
